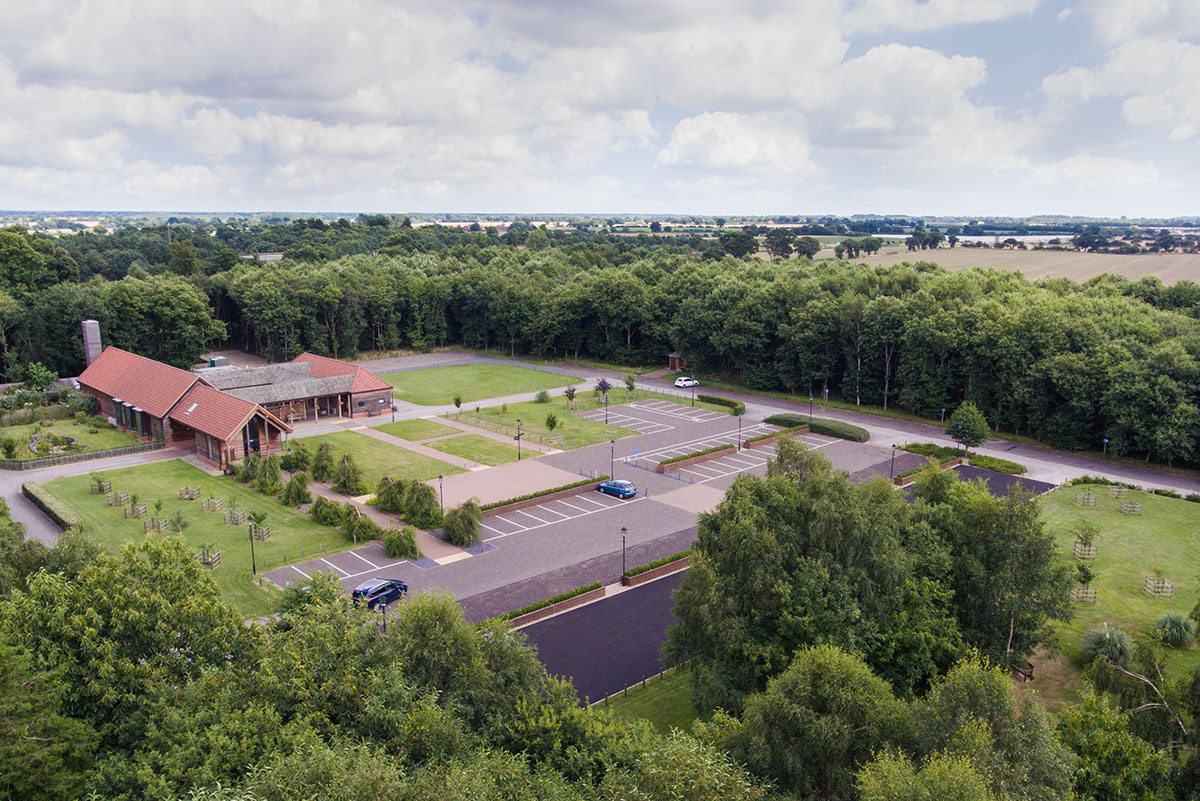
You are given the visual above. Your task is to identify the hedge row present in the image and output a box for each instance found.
[624,550,691,578]
[22,482,84,529]
[967,453,1026,475]
[481,477,609,511]
[498,581,603,621]
[659,444,734,466]
[900,442,959,461]
[745,424,808,445]
[696,394,745,415]
[763,413,809,428]
[808,418,870,443]
[1065,475,1200,503]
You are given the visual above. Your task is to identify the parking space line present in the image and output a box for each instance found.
[494,515,528,531]
[319,557,351,577]
[347,550,380,569]
[483,496,648,542]
[515,509,549,524]
[481,521,508,535]
[576,495,612,509]
[537,504,572,519]
[557,499,590,513]
[290,564,312,580]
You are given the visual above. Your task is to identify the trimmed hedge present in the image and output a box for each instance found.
[745,424,807,445]
[764,413,809,428]
[659,444,734,466]
[22,481,84,529]
[967,453,1026,475]
[897,460,938,480]
[808,418,870,442]
[498,581,603,621]
[625,550,690,578]
[481,477,608,511]
[901,442,958,461]
[696,394,745,415]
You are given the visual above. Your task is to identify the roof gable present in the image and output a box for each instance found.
[292,352,391,394]
[78,347,200,418]
[169,384,292,442]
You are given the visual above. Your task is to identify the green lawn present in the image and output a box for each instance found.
[375,418,460,441]
[300,431,462,492]
[42,459,355,617]
[604,668,704,734]
[428,434,522,466]
[1039,485,1200,702]
[1,418,139,460]
[381,364,580,406]
[447,395,636,449]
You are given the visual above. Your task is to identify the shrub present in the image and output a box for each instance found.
[452,393,462,409]
[383,526,420,559]
[660,443,734,466]
[1,437,16,459]
[343,509,383,542]
[745,424,807,445]
[480,477,608,510]
[332,454,365,496]
[900,442,958,461]
[563,386,576,404]
[534,390,551,403]
[282,440,310,472]
[281,471,313,507]
[966,453,1026,475]
[374,476,410,515]
[310,442,334,482]
[256,454,283,495]
[808,418,870,442]
[442,499,483,547]
[309,495,347,526]
[404,481,442,529]
[625,374,636,392]
[237,453,263,484]
[624,549,690,578]
[696,394,745,415]
[545,412,558,432]
[495,581,602,622]
[1157,612,1195,648]
[764,413,809,428]
[1083,627,1133,667]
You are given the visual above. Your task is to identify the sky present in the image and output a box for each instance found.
[0,0,1196,217]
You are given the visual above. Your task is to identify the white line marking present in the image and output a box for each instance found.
[556,499,589,513]
[536,505,571,519]
[494,515,528,531]
[515,509,548,524]
[483,496,648,542]
[290,565,312,580]
[481,522,506,535]
[347,550,380,569]
[320,557,350,577]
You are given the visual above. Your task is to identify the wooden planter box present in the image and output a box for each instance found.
[657,445,735,473]
[622,556,690,586]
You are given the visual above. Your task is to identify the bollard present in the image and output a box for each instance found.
[319,543,322,553]
[242,604,246,616]
[301,546,304,557]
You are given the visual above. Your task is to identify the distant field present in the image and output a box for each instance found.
[818,245,1200,284]
[381,363,580,406]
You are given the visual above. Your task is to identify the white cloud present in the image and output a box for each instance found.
[1031,154,1161,188]
[842,0,1040,33]
[655,112,815,174]
[1075,0,1200,44]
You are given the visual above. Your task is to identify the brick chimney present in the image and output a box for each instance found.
[82,320,103,366]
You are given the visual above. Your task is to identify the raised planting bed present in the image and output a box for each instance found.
[482,476,609,517]
[622,554,690,586]
[744,425,809,449]
[656,444,735,472]
[894,458,961,487]
[503,582,606,628]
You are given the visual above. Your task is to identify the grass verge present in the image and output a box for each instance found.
[300,431,462,491]
[42,459,356,617]
[604,667,703,734]
[429,434,522,466]
[375,418,460,441]
[452,396,636,449]
[381,363,580,406]
[1,418,140,460]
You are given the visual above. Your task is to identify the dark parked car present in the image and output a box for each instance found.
[597,479,637,499]
[351,578,408,610]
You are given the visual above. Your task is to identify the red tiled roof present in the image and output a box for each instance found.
[78,346,200,419]
[169,384,292,442]
[291,352,392,394]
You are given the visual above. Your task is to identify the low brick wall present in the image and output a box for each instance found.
[484,480,605,518]
[657,445,735,473]
[507,586,607,628]
[744,426,810,450]
[895,458,962,487]
[622,556,690,586]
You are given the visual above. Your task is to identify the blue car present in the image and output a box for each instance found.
[597,479,637,499]
[351,578,408,610]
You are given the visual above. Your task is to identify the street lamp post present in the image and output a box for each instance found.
[604,393,609,424]
[515,419,523,460]
[438,471,444,513]
[737,411,742,451]
[620,526,627,578]
[1103,438,1109,456]
[610,439,615,478]
[248,524,257,575]
[889,444,897,479]
[809,393,814,423]
[691,384,695,407]
[941,407,946,423]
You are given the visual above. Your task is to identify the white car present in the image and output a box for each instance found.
[674,376,700,388]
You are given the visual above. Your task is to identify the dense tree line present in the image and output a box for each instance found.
[5,221,1200,464]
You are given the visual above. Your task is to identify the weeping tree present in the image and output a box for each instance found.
[310,441,334,482]
[332,454,364,496]
[442,499,483,547]
[281,471,312,507]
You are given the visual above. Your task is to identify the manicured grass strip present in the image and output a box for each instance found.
[1040,485,1200,701]
[604,667,702,734]
[41,459,356,617]
[659,444,733,466]
[381,363,579,406]
[745,424,808,445]
[455,396,637,449]
[625,550,690,578]
[901,442,1025,475]
[22,481,83,528]
[968,453,1026,475]
[429,434,522,466]
[901,442,959,461]
[375,418,460,441]
[300,431,462,491]
[808,418,870,442]
[495,581,602,622]
[481,477,609,511]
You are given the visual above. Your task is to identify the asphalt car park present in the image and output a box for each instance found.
[623,425,838,484]
[480,490,646,540]
[267,538,411,587]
